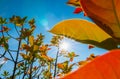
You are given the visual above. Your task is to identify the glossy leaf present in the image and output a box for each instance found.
[50,19,118,50]
[79,0,120,41]
[61,49,120,79]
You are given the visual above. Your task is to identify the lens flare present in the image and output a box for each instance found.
[59,41,70,51]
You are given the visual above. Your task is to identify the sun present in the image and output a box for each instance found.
[59,40,70,51]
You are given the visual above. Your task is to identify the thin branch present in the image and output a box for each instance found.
[29,57,35,79]
[8,49,18,52]
[6,32,17,40]
[7,50,15,62]
[0,25,15,62]
[17,60,24,63]
[14,25,20,36]
[0,51,6,58]
[0,54,14,62]
[12,26,24,78]
[53,46,59,77]
[32,65,42,78]
[22,37,29,79]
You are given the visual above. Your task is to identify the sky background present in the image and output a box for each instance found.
[0,0,107,77]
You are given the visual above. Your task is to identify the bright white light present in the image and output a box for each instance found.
[59,41,70,51]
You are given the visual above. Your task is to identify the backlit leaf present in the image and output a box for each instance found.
[61,49,120,79]
[50,19,118,50]
[79,0,120,41]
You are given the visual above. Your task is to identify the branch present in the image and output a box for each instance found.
[53,46,59,77]
[12,26,24,78]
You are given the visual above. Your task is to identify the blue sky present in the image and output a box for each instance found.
[0,0,107,77]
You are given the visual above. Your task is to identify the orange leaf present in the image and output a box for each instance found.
[80,0,120,41]
[57,63,64,69]
[61,49,120,79]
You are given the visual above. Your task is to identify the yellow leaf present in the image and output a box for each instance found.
[16,23,22,27]
[50,19,118,50]
[29,36,34,46]
[67,0,80,7]
[33,45,39,51]
[20,53,29,60]
[40,55,52,61]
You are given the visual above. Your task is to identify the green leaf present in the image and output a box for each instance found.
[1,71,10,77]
[50,19,119,50]
[0,17,7,24]
[4,43,9,50]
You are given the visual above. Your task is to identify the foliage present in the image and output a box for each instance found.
[0,16,83,79]
[50,0,120,79]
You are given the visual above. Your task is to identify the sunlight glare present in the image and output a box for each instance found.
[59,41,70,51]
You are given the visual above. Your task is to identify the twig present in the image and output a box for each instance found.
[0,25,15,62]
[14,25,20,36]
[12,26,24,78]
[0,51,6,58]
[53,46,59,77]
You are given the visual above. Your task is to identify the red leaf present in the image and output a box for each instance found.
[74,7,83,14]
[61,49,120,79]
[88,44,94,49]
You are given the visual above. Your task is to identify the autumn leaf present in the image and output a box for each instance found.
[79,0,120,42]
[40,45,50,52]
[20,53,29,60]
[61,49,120,79]
[9,16,27,27]
[50,19,118,50]
[28,18,35,26]
[33,45,39,51]
[65,52,78,62]
[57,61,68,70]
[2,26,10,32]
[29,36,34,46]
[67,0,80,7]
[57,63,64,69]
[88,44,95,49]
[21,28,33,38]
[74,7,83,14]
[21,44,31,51]
[78,60,88,66]
[40,55,53,62]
